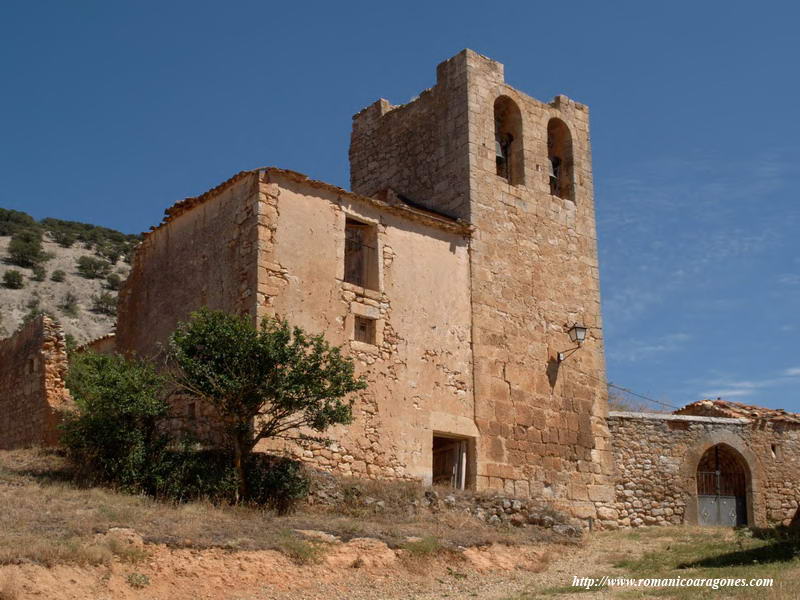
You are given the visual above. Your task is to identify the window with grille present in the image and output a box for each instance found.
[354,316,376,344]
[344,218,378,290]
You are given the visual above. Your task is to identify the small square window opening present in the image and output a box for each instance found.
[354,316,376,345]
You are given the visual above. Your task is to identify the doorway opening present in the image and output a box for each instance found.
[696,443,750,526]
[432,435,469,489]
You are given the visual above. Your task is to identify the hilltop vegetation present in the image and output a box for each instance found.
[0,207,141,343]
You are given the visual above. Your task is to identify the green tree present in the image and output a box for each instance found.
[51,269,66,282]
[61,352,169,489]
[76,255,112,279]
[32,264,46,281]
[3,270,24,289]
[8,229,47,267]
[169,308,365,501]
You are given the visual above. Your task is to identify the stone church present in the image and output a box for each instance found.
[2,50,798,529]
[116,49,616,521]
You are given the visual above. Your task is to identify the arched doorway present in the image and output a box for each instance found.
[696,444,749,526]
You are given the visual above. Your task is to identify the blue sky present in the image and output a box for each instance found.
[1,1,798,411]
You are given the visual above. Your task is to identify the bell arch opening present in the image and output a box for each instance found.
[493,96,524,185]
[547,118,574,200]
[696,443,751,527]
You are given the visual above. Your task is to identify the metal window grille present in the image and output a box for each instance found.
[354,316,375,344]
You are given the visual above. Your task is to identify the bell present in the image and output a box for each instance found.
[549,157,560,179]
[495,138,505,159]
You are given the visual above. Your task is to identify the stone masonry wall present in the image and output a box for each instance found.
[115,165,476,484]
[607,411,800,529]
[116,172,261,360]
[0,315,70,449]
[254,169,475,484]
[350,63,471,220]
[350,50,614,520]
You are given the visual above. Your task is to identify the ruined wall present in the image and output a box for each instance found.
[79,333,116,355]
[350,50,614,519]
[116,173,261,360]
[254,170,475,483]
[0,316,70,449]
[607,412,800,529]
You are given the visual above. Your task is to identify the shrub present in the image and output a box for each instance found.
[125,573,150,589]
[8,229,47,267]
[76,256,112,279]
[32,264,46,281]
[91,292,117,316]
[22,303,49,324]
[148,446,238,502]
[62,348,311,509]
[96,243,122,265]
[0,208,38,236]
[50,230,77,248]
[148,448,308,511]
[403,536,442,556]
[60,292,79,318]
[41,217,141,256]
[106,273,122,291]
[64,333,77,351]
[51,269,66,282]
[276,534,323,565]
[61,352,169,490]
[3,270,23,289]
[247,456,310,513]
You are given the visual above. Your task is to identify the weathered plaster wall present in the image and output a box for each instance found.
[116,173,261,360]
[350,50,613,519]
[0,316,70,449]
[254,171,475,483]
[607,412,800,528]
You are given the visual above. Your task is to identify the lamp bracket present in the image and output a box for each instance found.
[557,346,581,363]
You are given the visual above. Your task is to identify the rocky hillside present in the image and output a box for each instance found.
[0,209,140,345]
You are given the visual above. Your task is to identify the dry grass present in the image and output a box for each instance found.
[275,533,327,565]
[402,536,442,556]
[0,448,569,568]
[513,526,800,600]
[0,574,19,600]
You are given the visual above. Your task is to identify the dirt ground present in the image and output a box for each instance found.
[0,525,650,600]
[3,451,798,600]
[3,524,799,599]
[0,533,553,600]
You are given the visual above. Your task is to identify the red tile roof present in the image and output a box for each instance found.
[676,399,800,425]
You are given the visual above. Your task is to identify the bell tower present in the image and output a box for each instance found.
[350,50,615,523]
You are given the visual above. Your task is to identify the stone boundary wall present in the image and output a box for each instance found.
[307,470,583,537]
[79,333,116,355]
[0,316,71,449]
[605,411,800,529]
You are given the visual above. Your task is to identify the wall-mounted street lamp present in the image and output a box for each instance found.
[557,323,588,362]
